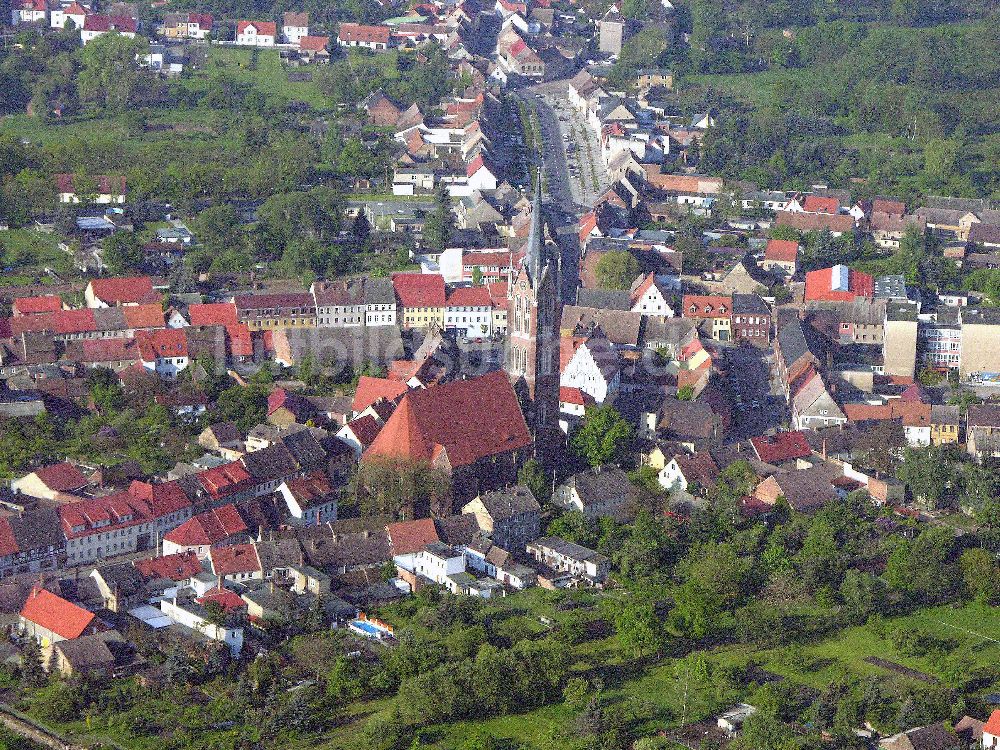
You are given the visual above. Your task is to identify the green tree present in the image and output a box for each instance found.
[570,404,634,467]
[77,32,147,113]
[884,526,959,603]
[960,548,1000,604]
[671,541,749,640]
[896,446,955,508]
[614,601,666,658]
[517,458,551,504]
[102,231,143,275]
[594,250,641,290]
[424,183,454,252]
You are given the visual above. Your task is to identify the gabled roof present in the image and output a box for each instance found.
[353,376,409,413]
[363,371,532,468]
[163,504,248,547]
[471,485,540,521]
[82,14,137,31]
[188,303,238,327]
[804,265,874,302]
[55,173,124,196]
[13,296,62,316]
[136,328,187,361]
[763,239,798,263]
[20,587,96,640]
[750,431,811,464]
[237,19,277,35]
[801,195,839,214]
[338,22,391,43]
[299,35,330,51]
[122,303,165,329]
[392,273,446,307]
[209,543,261,576]
[87,276,155,306]
[983,710,1000,738]
[283,10,309,25]
[386,518,439,555]
[682,294,731,319]
[134,551,203,582]
[31,462,88,493]
[446,286,492,307]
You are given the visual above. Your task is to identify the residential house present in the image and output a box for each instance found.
[51,2,89,29]
[730,294,772,346]
[90,563,147,612]
[159,596,243,655]
[13,462,88,501]
[162,12,212,38]
[282,11,308,43]
[882,301,919,379]
[337,22,391,50]
[233,292,316,330]
[753,464,842,512]
[84,276,156,307]
[930,405,960,446]
[162,504,249,559]
[762,239,798,277]
[20,587,105,645]
[558,385,594,433]
[209,543,262,583]
[235,20,277,46]
[682,294,731,341]
[598,6,625,54]
[959,307,1000,382]
[57,173,125,204]
[0,508,64,579]
[526,537,609,585]
[461,485,541,550]
[560,328,620,404]
[879,723,962,750]
[46,631,136,678]
[12,0,48,25]
[393,273,446,328]
[445,285,494,337]
[629,273,675,316]
[967,405,1000,460]
[365,277,398,326]
[657,451,719,499]
[750,431,812,467]
[81,14,137,44]
[553,466,635,520]
[804,265,874,302]
[791,368,846,430]
[278,473,339,526]
[135,328,188,380]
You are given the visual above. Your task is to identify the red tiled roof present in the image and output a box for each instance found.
[209,543,261,576]
[32,462,87,493]
[283,10,309,25]
[122,303,165,329]
[750,431,812,464]
[682,294,731,319]
[559,386,593,406]
[20,587,96,640]
[386,518,439,555]
[802,195,839,214]
[55,174,125,196]
[0,519,18,557]
[446,286,492,307]
[13,296,62,316]
[299,35,329,51]
[338,22,390,44]
[227,324,253,357]
[237,20,276,35]
[134,551,202,581]
[872,198,905,216]
[164,504,248,547]
[353,376,409,413]
[466,154,494,178]
[363,370,532,468]
[344,415,381,449]
[58,491,149,538]
[392,273,446,308]
[804,266,874,302]
[128,479,191,517]
[983,710,1000,737]
[83,14,137,31]
[88,276,155,306]
[764,239,798,263]
[196,587,247,612]
[197,463,253,500]
[136,328,188,361]
[81,338,137,363]
[188,303,238,327]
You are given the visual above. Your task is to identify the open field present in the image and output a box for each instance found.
[309,601,1000,750]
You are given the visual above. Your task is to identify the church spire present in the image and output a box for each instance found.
[524,172,544,284]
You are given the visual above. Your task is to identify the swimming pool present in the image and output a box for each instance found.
[349,618,392,638]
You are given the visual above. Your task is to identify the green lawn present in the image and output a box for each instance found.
[313,602,1000,750]
[197,46,330,109]
[0,228,74,281]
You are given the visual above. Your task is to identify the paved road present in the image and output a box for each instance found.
[515,80,588,304]
[724,345,787,440]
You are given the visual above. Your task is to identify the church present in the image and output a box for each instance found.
[506,178,563,460]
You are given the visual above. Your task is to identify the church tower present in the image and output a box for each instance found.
[507,177,561,449]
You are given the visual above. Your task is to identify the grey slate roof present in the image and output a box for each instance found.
[474,485,541,521]
[576,288,631,311]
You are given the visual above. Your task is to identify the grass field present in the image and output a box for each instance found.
[313,602,1000,750]
[194,46,331,110]
[0,229,73,281]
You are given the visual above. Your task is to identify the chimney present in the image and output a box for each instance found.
[822,439,827,461]
[217,575,223,589]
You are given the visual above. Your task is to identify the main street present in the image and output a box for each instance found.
[515,78,597,304]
